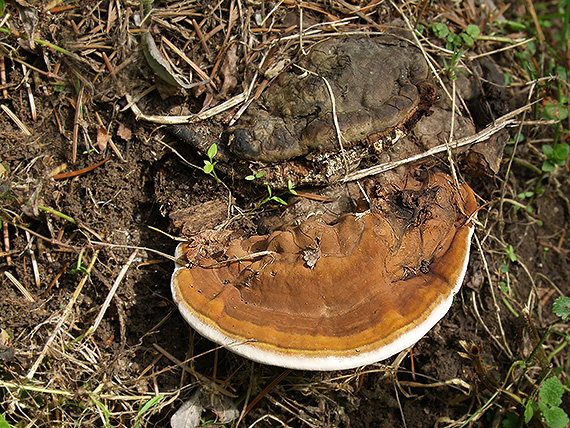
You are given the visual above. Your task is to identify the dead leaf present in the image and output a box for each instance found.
[116,123,132,141]
[96,127,111,152]
[170,388,239,428]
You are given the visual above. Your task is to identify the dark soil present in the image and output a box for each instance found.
[1,1,569,427]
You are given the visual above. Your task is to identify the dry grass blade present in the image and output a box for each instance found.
[127,91,248,124]
[83,250,138,340]
[5,271,36,302]
[26,250,100,380]
[1,104,32,136]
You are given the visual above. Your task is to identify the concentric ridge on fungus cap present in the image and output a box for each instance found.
[171,172,477,371]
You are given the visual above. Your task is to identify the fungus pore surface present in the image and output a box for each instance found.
[171,172,477,370]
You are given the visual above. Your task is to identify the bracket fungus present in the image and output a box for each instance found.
[171,36,436,187]
[171,172,477,370]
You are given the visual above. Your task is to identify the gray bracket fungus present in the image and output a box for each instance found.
[171,36,436,186]
[171,172,477,371]
[228,36,433,162]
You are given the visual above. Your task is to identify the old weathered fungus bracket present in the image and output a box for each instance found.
[171,172,477,371]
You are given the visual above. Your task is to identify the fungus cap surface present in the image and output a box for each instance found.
[228,36,433,163]
[171,172,477,370]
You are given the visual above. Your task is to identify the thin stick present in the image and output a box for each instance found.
[25,231,41,288]
[2,220,11,265]
[52,155,111,180]
[241,369,291,419]
[83,250,138,340]
[72,85,84,163]
[160,36,214,88]
[343,103,533,182]
[21,64,37,121]
[523,0,545,45]
[127,91,247,124]
[498,83,536,240]
[26,249,100,380]
[192,19,211,57]
[445,78,459,187]
[95,112,126,162]
[321,75,350,174]
[471,290,510,357]
[0,56,7,98]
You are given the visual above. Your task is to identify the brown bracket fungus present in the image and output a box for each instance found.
[171,172,477,370]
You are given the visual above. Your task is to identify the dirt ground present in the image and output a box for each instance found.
[1,1,569,427]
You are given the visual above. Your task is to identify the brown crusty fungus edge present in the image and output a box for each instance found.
[171,181,476,371]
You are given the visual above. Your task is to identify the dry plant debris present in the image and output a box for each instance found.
[0,1,569,427]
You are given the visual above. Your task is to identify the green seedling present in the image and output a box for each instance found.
[69,250,89,276]
[543,101,569,122]
[245,171,265,181]
[203,143,220,183]
[552,296,570,321]
[521,376,570,428]
[504,245,517,263]
[250,180,298,212]
[514,191,534,213]
[37,205,76,224]
[260,185,287,207]
[542,143,569,173]
[287,179,297,196]
[431,23,480,79]
[134,395,165,428]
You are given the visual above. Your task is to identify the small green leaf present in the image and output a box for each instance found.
[552,296,570,321]
[505,245,517,262]
[266,185,272,197]
[542,144,555,158]
[542,406,569,428]
[447,33,461,47]
[465,24,480,38]
[542,160,556,173]
[543,103,569,121]
[554,143,569,163]
[245,175,255,180]
[501,412,519,428]
[556,66,568,81]
[271,196,288,206]
[287,180,297,195]
[0,413,11,428]
[500,263,509,273]
[255,171,265,179]
[203,163,214,174]
[540,377,564,407]
[135,395,165,428]
[432,22,449,38]
[524,399,534,423]
[461,33,475,47]
[518,191,534,199]
[538,400,550,416]
[207,143,218,160]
